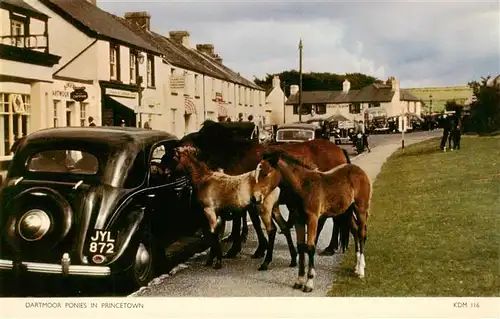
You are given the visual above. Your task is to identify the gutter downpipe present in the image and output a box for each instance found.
[203,74,206,121]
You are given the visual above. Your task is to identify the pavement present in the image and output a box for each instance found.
[130,130,442,297]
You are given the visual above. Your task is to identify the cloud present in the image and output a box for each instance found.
[99,0,500,88]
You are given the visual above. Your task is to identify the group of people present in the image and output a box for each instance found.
[440,111,462,152]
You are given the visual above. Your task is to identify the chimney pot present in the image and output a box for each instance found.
[169,30,190,48]
[124,11,151,31]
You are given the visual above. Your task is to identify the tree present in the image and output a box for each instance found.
[254,71,382,96]
[467,75,500,133]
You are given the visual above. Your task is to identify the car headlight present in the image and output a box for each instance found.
[17,209,51,241]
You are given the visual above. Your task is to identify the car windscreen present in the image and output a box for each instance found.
[27,150,99,175]
[277,129,314,141]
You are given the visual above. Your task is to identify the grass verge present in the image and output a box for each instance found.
[328,136,500,296]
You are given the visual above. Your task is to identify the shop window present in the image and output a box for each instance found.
[0,93,31,157]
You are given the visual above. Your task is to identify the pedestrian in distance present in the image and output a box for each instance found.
[88,116,96,127]
[440,114,451,151]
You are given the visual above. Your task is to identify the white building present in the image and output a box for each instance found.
[0,0,61,162]
[284,77,423,129]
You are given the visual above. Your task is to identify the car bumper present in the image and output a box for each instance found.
[0,258,111,277]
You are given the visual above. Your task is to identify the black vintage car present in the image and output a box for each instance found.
[0,127,206,290]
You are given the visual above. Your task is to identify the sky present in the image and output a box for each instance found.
[99,0,500,88]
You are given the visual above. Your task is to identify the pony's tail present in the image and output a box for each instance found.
[342,148,351,164]
[337,205,354,253]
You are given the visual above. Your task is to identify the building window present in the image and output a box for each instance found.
[369,102,380,108]
[147,55,155,87]
[10,19,26,47]
[171,68,175,75]
[212,78,215,98]
[316,104,327,115]
[194,74,200,96]
[0,93,31,157]
[53,100,59,127]
[130,51,138,84]
[110,44,120,81]
[238,86,242,104]
[171,109,176,134]
[80,103,87,127]
[227,83,231,103]
[349,103,361,114]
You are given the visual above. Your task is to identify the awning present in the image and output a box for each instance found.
[185,97,197,115]
[108,96,137,112]
[218,103,228,117]
[326,113,350,122]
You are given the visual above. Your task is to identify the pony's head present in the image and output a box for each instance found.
[172,145,200,173]
[251,151,285,204]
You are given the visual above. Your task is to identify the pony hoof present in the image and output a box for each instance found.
[224,249,241,259]
[289,260,297,267]
[213,262,222,270]
[302,286,313,293]
[204,261,213,267]
[258,264,268,271]
[251,249,266,259]
[292,283,303,290]
[319,248,336,256]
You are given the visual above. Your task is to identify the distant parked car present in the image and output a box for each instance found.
[0,127,207,290]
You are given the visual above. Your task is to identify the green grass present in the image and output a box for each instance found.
[328,136,500,296]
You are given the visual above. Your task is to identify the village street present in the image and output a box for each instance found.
[129,130,442,297]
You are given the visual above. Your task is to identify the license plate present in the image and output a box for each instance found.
[88,230,116,255]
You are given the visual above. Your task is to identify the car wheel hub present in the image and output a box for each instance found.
[134,243,151,280]
[17,209,51,241]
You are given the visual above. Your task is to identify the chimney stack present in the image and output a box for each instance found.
[290,85,299,95]
[124,11,151,31]
[196,44,215,56]
[272,75,281,88]
[169,31,190,48]
[389,76,400,92]
[342,79,350,94]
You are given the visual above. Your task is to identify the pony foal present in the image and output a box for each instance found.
[252,150,372,293]
[173,146,278,269]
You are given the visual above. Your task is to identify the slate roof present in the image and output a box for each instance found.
[1,0,48,19]
[112,15,262,90]
[39,0,162,54]
[285,83,421,105]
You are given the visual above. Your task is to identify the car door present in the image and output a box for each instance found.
[146,141,203,245]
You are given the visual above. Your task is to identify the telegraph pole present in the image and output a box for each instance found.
[298,39,303,122]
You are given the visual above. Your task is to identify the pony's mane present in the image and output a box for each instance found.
[263,150,318,171]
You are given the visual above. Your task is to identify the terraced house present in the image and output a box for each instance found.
[285,77,423,130]
[0,0,61,162]
[120,12,266,135]
[17,0,264,138]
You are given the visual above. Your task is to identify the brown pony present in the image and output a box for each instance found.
[179,121,350,266]
[252,150,372,293]
[172,146,278,269]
